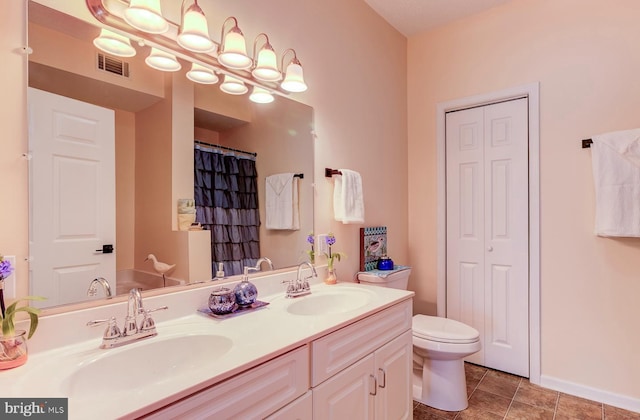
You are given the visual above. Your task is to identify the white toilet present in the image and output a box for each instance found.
[357,267,481,412]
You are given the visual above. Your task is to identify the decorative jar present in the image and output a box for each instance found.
[208,287,237,314]
[0,330,28,370]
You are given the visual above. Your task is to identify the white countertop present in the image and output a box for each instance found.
[1,272,413,420]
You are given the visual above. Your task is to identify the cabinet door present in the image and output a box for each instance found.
[313,354,375,420]
[375,330,413,420]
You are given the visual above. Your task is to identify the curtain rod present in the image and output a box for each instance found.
[195,140,257,157]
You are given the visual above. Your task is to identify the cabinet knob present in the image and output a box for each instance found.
[487,246,494,252]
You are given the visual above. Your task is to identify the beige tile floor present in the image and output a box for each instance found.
[413,363,640,420]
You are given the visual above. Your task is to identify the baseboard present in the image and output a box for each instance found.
[540,374,640,413]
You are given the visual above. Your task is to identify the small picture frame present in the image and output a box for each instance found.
[360,226,388,271]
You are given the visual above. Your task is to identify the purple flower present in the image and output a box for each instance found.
[307,233,315,245]
[0,258,13,279]
[325,234,336,246]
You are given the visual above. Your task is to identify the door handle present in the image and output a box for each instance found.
[369,374,378,396]
[95,244,114,254]
[378,368,386,388]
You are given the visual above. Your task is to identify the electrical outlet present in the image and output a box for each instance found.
[316,234,329,256]
[3,255,16,299]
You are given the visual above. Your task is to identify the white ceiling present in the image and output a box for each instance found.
[364,0,514,36]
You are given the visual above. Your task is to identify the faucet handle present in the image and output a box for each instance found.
[87,317,121,339]
[139,306,168,331]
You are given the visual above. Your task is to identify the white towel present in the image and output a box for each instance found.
[265,173,300,230]
[591,128,640,237]
[333,169,365,224]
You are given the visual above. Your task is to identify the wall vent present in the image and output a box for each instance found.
[97,53,130,78]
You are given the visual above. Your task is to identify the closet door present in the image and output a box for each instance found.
[445,98,529,377]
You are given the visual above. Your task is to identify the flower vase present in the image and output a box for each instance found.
[0,330,28,370]
[325,268,337,285]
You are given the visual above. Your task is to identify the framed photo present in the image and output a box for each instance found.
[360,226,387,271]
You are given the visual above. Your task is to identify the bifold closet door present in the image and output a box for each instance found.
[445,98,529,377]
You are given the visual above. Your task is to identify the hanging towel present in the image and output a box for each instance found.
[591,128,640,237]
[265,173,300,230]
[333,169,365,224]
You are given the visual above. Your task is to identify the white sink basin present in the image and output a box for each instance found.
[286,287,374,316]
[61,333,233,398]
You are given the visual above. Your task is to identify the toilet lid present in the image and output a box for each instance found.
[412,315,480,344]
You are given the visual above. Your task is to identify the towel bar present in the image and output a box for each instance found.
[582,139,593,148]
[325,168,342,177]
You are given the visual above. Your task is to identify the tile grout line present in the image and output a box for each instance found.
[552,391,560,420]
[501,377,522,419]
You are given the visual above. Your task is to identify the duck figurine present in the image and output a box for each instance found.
[145,254,176,287]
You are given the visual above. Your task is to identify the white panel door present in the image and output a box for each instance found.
[28,88,116,307]
[446,98,529,377]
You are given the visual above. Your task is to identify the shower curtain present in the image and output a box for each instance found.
[194,145,260,277]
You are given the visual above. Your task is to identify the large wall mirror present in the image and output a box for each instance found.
[27,1,314,309]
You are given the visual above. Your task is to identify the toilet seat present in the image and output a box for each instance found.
[412,315,479,344]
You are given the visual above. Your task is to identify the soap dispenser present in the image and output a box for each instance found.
[234,268,258,306]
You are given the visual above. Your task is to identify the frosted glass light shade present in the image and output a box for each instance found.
[187,63,219,84]
[177,4,215,53]
[252,47,281,82]
[249,86,274,104]
[145,48,181,72]
[124,0,168,34]
[93,29,136,57]
[218,29,252,70]
[281,62,307,92]
[220,75,248,95]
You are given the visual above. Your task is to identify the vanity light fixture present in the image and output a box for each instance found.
[123,0,169,34]
[177,0,215,53]
[187,63,219,84]
[251,33,281,82]
[145,48,182,72]
[280,49,308,93]
[217,17,252,70]
[86,0,309,101]
[249,86,275,104]
[220,74,249,95]
[93,28,136,57]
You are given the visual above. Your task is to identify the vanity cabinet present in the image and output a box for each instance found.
[142,298,412,420]
[312,300,413,419]
[143,345,309,419]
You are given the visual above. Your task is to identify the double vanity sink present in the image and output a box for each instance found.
[3,274,413,419]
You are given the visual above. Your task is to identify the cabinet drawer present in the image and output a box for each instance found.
[144,345,309,420]
[311,299,412,386]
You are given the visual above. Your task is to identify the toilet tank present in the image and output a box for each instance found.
[356,267,412,290]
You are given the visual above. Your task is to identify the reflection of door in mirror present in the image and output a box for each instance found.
[28,88,116,308]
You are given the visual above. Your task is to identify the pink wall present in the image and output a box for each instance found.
[408,0,640,403]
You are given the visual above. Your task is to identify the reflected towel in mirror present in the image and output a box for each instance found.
[265,173,300,230]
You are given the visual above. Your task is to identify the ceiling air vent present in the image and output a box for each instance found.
[97,53,130,78]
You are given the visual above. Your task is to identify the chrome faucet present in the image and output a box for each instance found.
[87,288,168,349]
[284,261,317,298]
[255,257,274,271]
[87,277,113,298]
[243,257,275,277]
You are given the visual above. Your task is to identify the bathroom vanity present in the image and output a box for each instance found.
[3,271,414,419]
